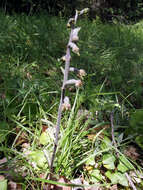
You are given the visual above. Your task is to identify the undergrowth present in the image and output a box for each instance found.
[0,11,143,189]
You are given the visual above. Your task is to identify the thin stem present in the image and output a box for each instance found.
[50,88,64,173]
[46,9,89,187]
[111,111,116,147]
[125,172,137,190]
[110,110,119,157]
[49,11,79,175]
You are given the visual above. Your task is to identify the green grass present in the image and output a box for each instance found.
[0,11,143,189]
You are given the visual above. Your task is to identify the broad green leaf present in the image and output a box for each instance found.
[0,179,7,190]
[102,154,116,170]
[29,150,47,169]
[118,155,134,170]
[90,169,103,183]
[105,171,128,186]
[105,171,118,184]
[117,160,129,172]
[115,172,128,187]
[39,132,49,145]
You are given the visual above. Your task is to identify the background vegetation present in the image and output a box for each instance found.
[0,1,143,189]
[0,0,143,21]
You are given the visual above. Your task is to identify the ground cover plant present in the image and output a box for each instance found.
[0,10,143,189]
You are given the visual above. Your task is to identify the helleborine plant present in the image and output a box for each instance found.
[47,8,89,177]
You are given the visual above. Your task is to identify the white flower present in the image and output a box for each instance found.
[69,42,80,55]
[62,96,71,111]
[72,27,81,42]
[78,69,86,78]
[75,80,83,87]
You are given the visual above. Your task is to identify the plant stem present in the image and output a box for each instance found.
[49,11,79,175]
[110,110,119,157]
[125,172,137,190]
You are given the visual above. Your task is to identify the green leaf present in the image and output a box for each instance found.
[29,150,47,169]
[135,136,143,150]
[0,122,10,143]
[102,154,116,170]
[116,172,128,187]
[118,155,134,171]
[86,155,95,166]
[105,171,128,186]
[105,171,118,184]
[90,169,103,183]
[129,109,143,133]
[0,179,7,190]
[39,132,49,145]
[117,160,129,172]
[100,136,112,150]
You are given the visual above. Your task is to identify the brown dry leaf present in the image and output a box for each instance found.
[43,176,71,190]
[39,173,47,179]
[87,125,110,141]
[26,72,32,80]
[42,125,49,132]
[8,181,17,190]
[54,176,71,190]
[39,174,53,190]
[85,187,103,190]
[93,125,110,132]
[15,131,28,146]
[110,184,118,190]
[21,143,30,149]
[8,181,22,190]
[87,134,96,140]
[16,184,22,190]
[124,145,140,161]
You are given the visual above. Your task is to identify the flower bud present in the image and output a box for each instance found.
[65,79,83,88]
[62,96,71,111]
[69,42,80,55]
[78,69,86,78]
[58,55,66,62]
[72,27,81,42]
[79,8,89,15]
[75,80,83,87]
[67,18,75,28]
